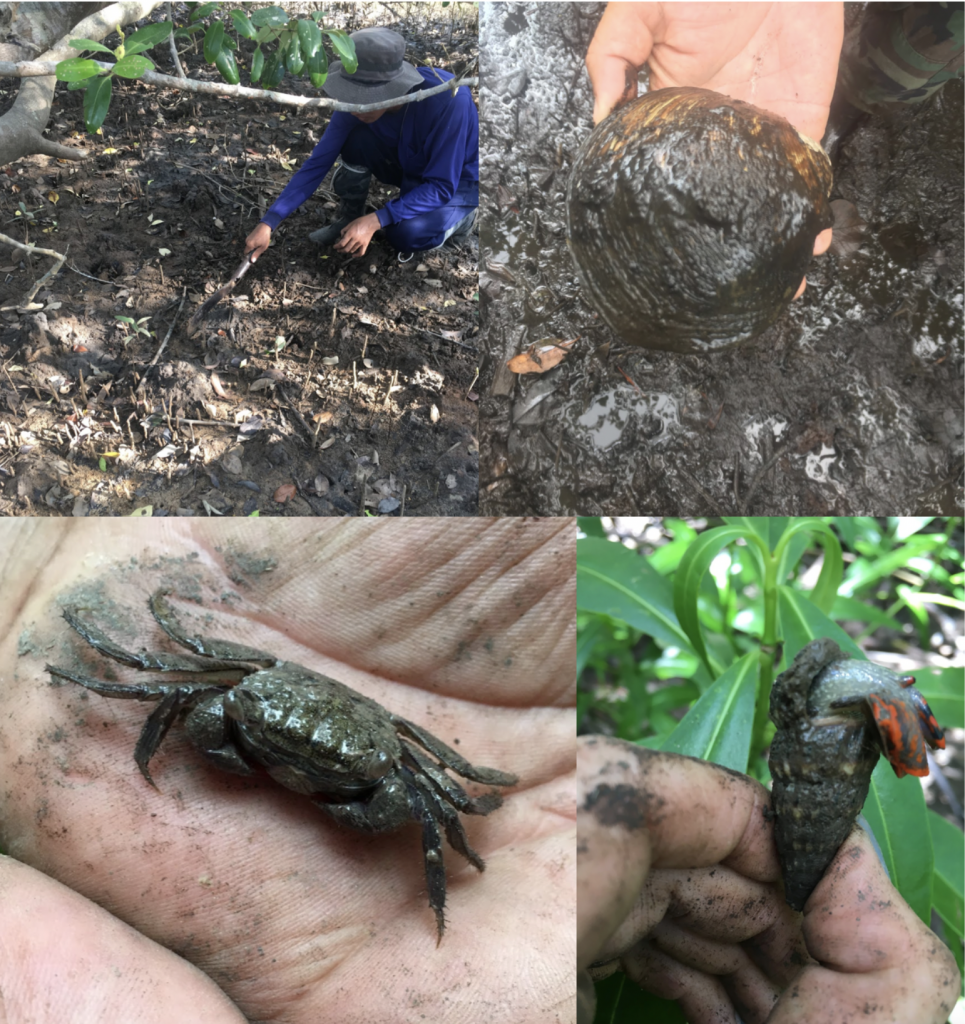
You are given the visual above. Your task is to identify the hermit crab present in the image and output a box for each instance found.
[47,590,518,942]
[768,638,945,911]
[566,87,833,353]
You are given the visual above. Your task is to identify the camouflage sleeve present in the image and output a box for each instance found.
[840,1,964,111]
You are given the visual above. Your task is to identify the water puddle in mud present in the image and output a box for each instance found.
[573,389,679,451]
[479,1,963,515]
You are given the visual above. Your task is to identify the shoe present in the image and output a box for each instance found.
[310,162,371,246]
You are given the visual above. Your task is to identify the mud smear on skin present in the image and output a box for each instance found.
[479,2,963,514]
[582,782,650,831]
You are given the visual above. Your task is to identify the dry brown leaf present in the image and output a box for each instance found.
[273,483,296,503]
[507,337,579,375]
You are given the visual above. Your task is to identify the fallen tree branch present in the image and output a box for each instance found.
[0,232,67,310]
[0,59,478,114]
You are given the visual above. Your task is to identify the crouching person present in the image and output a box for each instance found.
[244,27,478,263]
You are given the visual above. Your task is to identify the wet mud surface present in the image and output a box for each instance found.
[0,8,479,516]
[479,2,963,515]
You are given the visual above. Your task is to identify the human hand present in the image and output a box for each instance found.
[577,736,960,1024]
[333,211,382,256]
[585,2,843,140]
[0,520,576,1024]
[244,221,272,262]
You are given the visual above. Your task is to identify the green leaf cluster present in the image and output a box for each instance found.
[577,516,964,1018]
[55,22,173,132]
[53,6,359,134]
[188,3,357,92]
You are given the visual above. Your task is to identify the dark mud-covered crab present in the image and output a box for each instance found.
[48,590,518,941]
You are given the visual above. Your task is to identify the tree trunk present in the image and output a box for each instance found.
[0,0,163,167]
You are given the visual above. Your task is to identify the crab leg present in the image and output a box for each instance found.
[134,687,225,788]
[401,770,449,944]
[60,607,229,673]
[392,715,518,788]
[149,591,278,666]
[49,664,225,787]
[400,740,504,817]
[47,664,194,701]
[436,808,485,874]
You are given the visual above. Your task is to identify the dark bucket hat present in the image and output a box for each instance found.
[323,28,423,104]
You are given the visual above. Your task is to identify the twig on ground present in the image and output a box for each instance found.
[148,286,187,366]
[171,416,238,427]
[277,387,317,447]
[0,232,66,310]
[382,368,399,409]
[67,262,113,284]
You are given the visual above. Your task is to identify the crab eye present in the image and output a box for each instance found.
[224,688,259,724]
[362,749,392,780]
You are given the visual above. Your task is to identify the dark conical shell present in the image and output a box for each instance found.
[768,639,880,911]
[565,87,833,353]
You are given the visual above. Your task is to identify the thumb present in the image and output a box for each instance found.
[587,57,637,125]
[0,856,246,1023]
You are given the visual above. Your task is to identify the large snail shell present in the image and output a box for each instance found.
[768,639,880,911]
[565,87,833,353]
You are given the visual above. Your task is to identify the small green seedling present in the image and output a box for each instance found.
[115,314,155,347]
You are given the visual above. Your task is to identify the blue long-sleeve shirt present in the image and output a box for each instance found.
[261,67,478,230]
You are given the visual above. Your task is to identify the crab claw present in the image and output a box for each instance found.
[868,693,930,778]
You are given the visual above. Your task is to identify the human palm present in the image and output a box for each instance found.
[586,1,843,141]
[0,521,575,1024]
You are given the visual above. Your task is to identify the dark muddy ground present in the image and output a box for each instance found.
[0,3,479,517]
[478,2,964,516]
